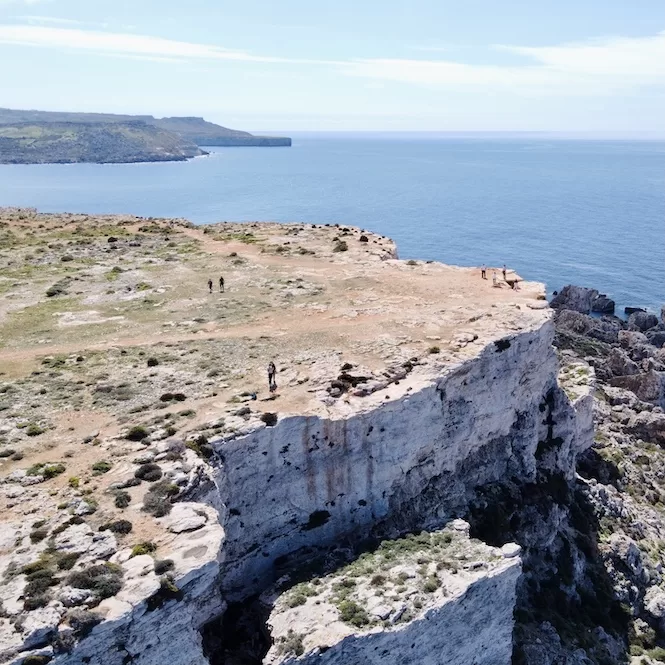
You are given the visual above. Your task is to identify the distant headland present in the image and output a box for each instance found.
[0,108,291,164]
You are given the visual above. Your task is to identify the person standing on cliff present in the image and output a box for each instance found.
[502,265,507,280]
[267,361,277,392]
[207,278,213,294]
[219,276,225,293]
[481,265,487,279]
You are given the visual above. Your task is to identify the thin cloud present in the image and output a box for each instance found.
[0,24,341,65]
[0,0,51,5]
[346,32,665,93]
[16,16,82,25]
[0,23,663,98]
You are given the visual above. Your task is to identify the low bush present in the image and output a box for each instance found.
[337,600,370,627]
[130,542,157,558]
[260,412,278,427]
[30,528,49,543]
[68,609,102,637]
[114,490,131,509]
[154,559,175,575]
[99,520,133,535]
[91,461,112,475]
[134,463,162,482]
[68,563,123,600]
[125,425,149,441]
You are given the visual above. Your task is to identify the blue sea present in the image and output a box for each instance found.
[1,135,663,314]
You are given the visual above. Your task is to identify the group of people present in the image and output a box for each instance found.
[480,264,520,290]
[205,277,278,394]
[207,276,225,293]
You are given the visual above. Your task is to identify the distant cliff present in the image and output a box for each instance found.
[0,121,207,164]
[0,108,292,156]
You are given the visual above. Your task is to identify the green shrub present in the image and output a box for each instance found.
[146,575,183,611]
[68,563,123,599]
[260,412,278,427]
[154,559,175,575]
[142,492,172,517]
[337,600,370,627]
[131,542,157,557]
[126,425,149,441]
[68,609,102,637]
[26,423,45,437]
[91,461,112,475]
[276,629,305,657]
[24,594,50,611]
[333,240,348,253]
[185,438,213,460]
[55,552,80,571]
[286,593,307,608]
[30,527,49,543]
[146,357,160,367]
[422,575,440,593]
[370,574,386,586]
[68,476,80,488]
[114,491,131,509]
[428,346,440,354]
[22,656,52,665]
[135,463,162,482]
[99,520,133,535]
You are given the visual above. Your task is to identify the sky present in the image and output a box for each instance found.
[0,0,664,133]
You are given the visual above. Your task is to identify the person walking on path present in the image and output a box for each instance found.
[267,361,277,392]
[481,265,487,279]
[207,278,213,294]
[502,265,507,280]
[219,276,225,293]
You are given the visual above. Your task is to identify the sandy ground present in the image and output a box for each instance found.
[0,207,546,538]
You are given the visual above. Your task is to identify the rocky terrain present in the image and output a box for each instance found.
[0,122,206,164]
[548,286,665,665]
[0,207,663,665]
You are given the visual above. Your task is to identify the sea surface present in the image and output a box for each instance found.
[1,135,663,313]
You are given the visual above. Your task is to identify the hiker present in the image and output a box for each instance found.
[219,276,225,293]
[267,361,277,392]
[502,265,507,280]
[492,271,498,287]
[207,278,213,294]
[481,265,487,279]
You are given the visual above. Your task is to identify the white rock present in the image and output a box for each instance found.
[500,543,522,559]
[58,586,94,608]
[165,504,208,533]
[122,555,155,579]
[21,606,64,649]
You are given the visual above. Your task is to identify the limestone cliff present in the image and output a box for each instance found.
[0,211,597,665]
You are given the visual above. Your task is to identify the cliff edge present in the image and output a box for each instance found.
[0,210,594,665]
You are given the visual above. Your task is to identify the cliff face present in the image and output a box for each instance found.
[214,319,593,600]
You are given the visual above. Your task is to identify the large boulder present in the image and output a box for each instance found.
[647,330,665,349]
[592,295,616,315]
[551,285,599,314]
[628,311,659,332]
[626,411,665,445]
[605,348,640,377]
[610,370,665,407]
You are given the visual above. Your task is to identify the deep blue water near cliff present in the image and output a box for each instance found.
[0,135,663,313]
